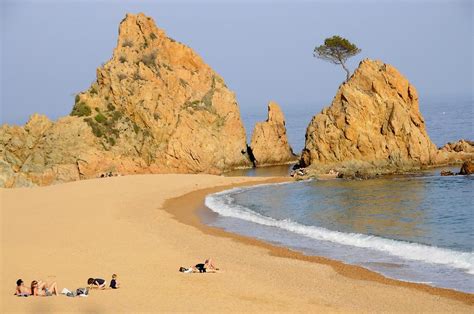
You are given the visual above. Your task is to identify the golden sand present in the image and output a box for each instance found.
[1,174,472,312]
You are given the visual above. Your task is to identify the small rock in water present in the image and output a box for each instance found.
[440,170,454,176]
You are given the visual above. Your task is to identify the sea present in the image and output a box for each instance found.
[202,97,474,293]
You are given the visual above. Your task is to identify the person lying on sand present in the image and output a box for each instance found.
[88,277,107,289]
[204,258,218,271]
[180,258,219,273]
[31,280,58,296]
[14,279,31,296]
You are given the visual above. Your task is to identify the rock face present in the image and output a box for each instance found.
[436,139,474,167]
[248,101,297,166]
[0,13,252,187]
[459,161,474,175]
[300,59,439,174]
[298,59,474,177]
[439,140,474,154]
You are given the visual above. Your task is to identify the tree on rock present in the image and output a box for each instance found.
[313,36,361,81]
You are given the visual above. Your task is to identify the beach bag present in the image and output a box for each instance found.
[76,287,89,296]
[66,291,77,297]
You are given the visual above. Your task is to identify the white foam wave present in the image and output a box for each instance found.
[205,188,474,275]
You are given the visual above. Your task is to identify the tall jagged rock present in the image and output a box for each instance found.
[0,13,252,187]
[249,101,297,166]
[300,59,441,174]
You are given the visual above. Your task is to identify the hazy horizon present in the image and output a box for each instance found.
[1,0,472,131]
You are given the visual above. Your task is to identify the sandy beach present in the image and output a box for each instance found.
[1,174,473,313]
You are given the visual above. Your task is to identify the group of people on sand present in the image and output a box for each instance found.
[14,274,120,297]
[15,279,59,297]
[88,274,120,290]
[15,258,216,297]
[179,258,219,273]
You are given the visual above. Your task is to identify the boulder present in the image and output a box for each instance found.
[249,101,297,166]
[458,161,474,175]
[0,13,253,187]
[440,170,455,176]
[300,59,440,175]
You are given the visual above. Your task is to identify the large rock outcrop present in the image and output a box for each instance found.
[248,101,297,166]
[439,139,474,154]
[299,59,472,176]
[436,139,474,166]
[0,13,252,187]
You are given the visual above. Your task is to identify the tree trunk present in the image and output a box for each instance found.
[341,62,350,82]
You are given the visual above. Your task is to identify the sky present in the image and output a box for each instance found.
[1,0,473,129]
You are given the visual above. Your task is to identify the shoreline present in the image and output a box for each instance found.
[2,173,472,312]
[163,178,474,306]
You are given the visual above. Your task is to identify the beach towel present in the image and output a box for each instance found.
[61,288,77,297]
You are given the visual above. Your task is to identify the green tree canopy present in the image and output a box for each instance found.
[313,35,361,81]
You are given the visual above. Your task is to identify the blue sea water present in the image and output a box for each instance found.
[205,173,473,292]
[206,98,474,293]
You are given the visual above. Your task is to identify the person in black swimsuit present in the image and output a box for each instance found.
[109,274,120,289]
[194,263,206,273]
[194,258,218,273]
[87,277,106,289]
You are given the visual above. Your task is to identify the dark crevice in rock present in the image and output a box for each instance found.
[246,145,256,167]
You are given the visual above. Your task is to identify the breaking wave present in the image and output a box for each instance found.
[205,187,474,275]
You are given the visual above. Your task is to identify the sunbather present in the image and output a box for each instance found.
[204,258,218,270]
[31,280,58,296]
[180,258,219,273]
[14,279,31,296]
[194,258,219,272]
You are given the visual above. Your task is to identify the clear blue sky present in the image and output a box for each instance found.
[1,0,472,125]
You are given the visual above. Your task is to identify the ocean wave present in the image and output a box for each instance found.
[205,187,474,275]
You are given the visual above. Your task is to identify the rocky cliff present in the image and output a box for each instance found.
[299,59,472,176]
[248,101,297,166]
[0,13,252,187]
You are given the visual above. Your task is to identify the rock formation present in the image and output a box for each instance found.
[440,170,455,176]
[248,101,297,166]
[439,160,473,176]
[439,139,474,154]
[458,161,474,175]
[299,59,472,176]
[0,13,253,187]
[435,139,474,167]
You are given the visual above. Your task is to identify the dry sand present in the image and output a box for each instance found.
[1,174,472,313]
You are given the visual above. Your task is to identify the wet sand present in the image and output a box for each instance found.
[1,174,472,312]
[166,182,474,308]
